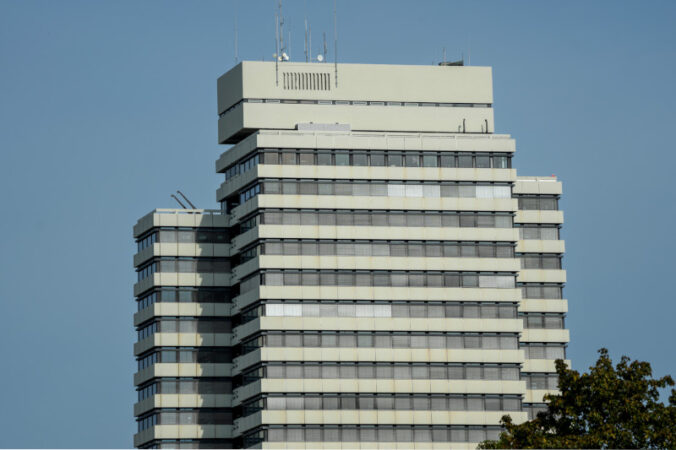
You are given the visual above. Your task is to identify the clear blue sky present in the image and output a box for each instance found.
[1,0,674,447]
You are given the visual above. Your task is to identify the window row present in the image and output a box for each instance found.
[251,425,503,444]
[136,288,231,312]
[247,394,521,414]
[252,149,510,171]
[137,229,228,251]
[137,348,233,370]
[137,409,232,432]
[137,258,231,282]
[523,372,559,390]
[137,318,232,340]
[516,196,559,211]
[256,179,512,200]
[522,344,567,360]
[140,440,232,450]
[520,284,564,299]
[517,225,560,240]
[261,301,518,320]
[137,378,232,402]
[243,332,519,352]
[523,403,548,420]
[256,239,515,259]
[259,270,516,289]
[223,153,259,182]
[239,215,258,232]
[231,96,491,110]
[241,363,521,383]
[260,209,514,228]
[521,313,565,329]
[238,183,261,204]
[519,254,562,269]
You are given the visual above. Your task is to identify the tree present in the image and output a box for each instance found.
[479,348,676,449]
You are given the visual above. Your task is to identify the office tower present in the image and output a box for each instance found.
[132,61,569,449]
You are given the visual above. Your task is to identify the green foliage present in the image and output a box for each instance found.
[478,348,676,449]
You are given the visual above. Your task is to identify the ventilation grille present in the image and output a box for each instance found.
[283,72,331,91]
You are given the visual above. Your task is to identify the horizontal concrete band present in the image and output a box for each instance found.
[134,394,233,416]
[216,129,515,172]
[233,380,527,405]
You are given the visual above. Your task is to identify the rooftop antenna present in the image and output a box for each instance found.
[322,32,327,63]
[170,194,187,209]
[304,0,309,63]
[278,0,285,57]
[274,7,279,85]
[333,0,338,86]
[309,25,313,61]
[176,190,196,209]
[304,16,308,62]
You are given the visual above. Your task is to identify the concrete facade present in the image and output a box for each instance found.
[132,61,569,448]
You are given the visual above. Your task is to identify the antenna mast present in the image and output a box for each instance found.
[304,17,308,62]
[274,10,279,84]
[323,32,327,62]
[278,0,285,57]
[333,0,338,86]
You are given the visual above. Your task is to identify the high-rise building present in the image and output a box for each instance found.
[132,61,569,449]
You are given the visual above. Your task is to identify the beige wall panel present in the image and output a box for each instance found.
[252,410,526,427]
[133,242,229,264]
[229,195,260,222]
[134,424,234,447]
[521,329,570,343]
[523,359,571,373]
[133,276,154,297]
[134,363,233,387]
[251,347,524,364]
[516,240,565,254]
[234,379,527,401]
[133,394,233,416]
[253,317,523,334]
[518,299,568,313]
[231,226,260,250]
[515,210,564,224]
[525,389,558,403]
[232,288,262,311]
[258,165,516,183]
[253,255,521,273]
[133,211,155,237]
[133,246,153,267]
[215,132,256,171]
[218,164,518,200]
[256,194,517,213]
[219,103,495,143]
[232,348,262,374]
[217,164,260,199]
[257,286,521,302]
[134,302,232,327]
[134,332,232,355]
[233,285,521,313]
[517,269,567,283]
[235,225,519,250]
[135,272,234,292]
[255,129,516,151]
[218,62,493,112]
[514,178,562,195]
[260,443,479,450]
